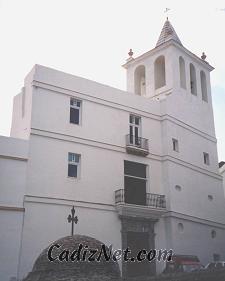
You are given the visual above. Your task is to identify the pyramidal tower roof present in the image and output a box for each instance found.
[156,18,183,47]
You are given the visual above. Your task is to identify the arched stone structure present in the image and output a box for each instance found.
[134,65,146,96]
[179,56,186,89]
[200,70,208,102]
[154,56,166,89]
[190,63,197,95]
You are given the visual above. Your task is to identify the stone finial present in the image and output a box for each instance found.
[201,52,207,60]
[126,49,134,62]
[128,48,133,57]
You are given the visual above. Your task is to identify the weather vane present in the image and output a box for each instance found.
[164,8,171,20]
[67,206,78,236]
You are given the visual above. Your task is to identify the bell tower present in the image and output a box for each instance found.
[123,19,214,102]
[122,19,225,267]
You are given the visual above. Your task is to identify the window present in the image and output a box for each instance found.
[190,63,197,95]
[154,56,166,89]
[211,230,216,239]
[134,65,146,96]
[178,223,184,233]
[129,114,141,146]
[203,152,210,165]
[179,56,186,89]
[124,160,147,205]
[208,195,213,201]
[175,185,182,191]
[70,98,81,125]
[200,71,208,102]
[172,138,179,152]
[68,153,80,178]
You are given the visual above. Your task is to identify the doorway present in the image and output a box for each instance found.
[126,231,150,277]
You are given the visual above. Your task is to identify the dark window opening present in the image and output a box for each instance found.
[70,98,81,125]
[172,138,179,152]
[68,152,80,178]
[124,160,146,178]
[70,107,80,124]
[68,164,78,177]
[124,161,147,205]
[203,152,210,165]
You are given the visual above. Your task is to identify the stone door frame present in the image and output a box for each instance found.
[120,216,157,279]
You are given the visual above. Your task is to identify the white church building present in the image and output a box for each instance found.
[1,19,225,281]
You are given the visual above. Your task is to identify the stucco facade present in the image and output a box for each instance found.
[1,20,225,281]
[220,163,225,198]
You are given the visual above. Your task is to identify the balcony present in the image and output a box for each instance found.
[115,189,166,219]
[125,134,149,156]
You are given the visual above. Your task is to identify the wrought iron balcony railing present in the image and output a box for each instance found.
[115,189,166,209]
[125,134,149,156]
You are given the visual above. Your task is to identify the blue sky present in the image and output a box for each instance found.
[0,0,224,160]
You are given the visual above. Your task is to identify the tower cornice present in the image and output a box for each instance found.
[122,40,214,72]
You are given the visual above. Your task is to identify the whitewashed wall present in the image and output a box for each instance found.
[0,136,28,281]
[3,56,225,280]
